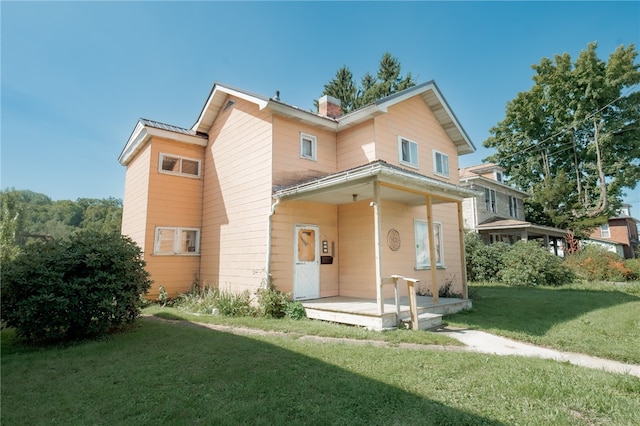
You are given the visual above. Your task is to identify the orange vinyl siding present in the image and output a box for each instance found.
[121,143,151,253]
[200,97,273,293]
[373,96,460,183]
[336,121,376,171]
[145,137,204,298]
[272,115,337,187]
[337,201,375,298]
[270,201,339,297]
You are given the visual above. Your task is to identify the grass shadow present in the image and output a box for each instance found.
[2,317,505,425]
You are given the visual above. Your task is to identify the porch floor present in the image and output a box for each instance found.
[301,295,472,331]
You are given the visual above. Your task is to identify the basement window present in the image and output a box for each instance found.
[154,227,200,255]
[159,153,201,178]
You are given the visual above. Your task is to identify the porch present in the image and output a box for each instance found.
[301,295,472,331]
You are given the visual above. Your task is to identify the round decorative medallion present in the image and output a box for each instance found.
[387,229,401,251]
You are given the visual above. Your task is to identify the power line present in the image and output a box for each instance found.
[493,84,640,161]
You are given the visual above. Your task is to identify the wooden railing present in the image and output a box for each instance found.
[380,275,421,329]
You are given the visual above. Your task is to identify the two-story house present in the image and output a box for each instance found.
[119,81,480,329]
[460,163,566,255]
[585,204,639,259]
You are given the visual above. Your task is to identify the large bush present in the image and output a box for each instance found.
[464,232,509,282]
[0,231,152,342]
[565,245,632,281]
[500,240,574,287]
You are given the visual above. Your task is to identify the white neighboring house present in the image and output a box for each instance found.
[459,164,567,256]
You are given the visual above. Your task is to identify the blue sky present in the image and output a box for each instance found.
[2,1,639,212]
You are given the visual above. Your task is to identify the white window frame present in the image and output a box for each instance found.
[509,196,518,218]
[398,136,419,168]
[414,219,444,269]
[158,153,201,178]
[433,150,450,177]
[154,227,200,255]
[300,133,317,161]
[495,171,503,183]
[485,188,497,213]
[600,223,610,238]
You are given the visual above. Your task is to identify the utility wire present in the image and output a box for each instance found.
[492,84,640,161]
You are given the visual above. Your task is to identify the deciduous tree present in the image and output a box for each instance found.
[484,43,640,234]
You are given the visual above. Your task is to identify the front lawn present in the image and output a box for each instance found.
[446,281,640,364]
[2,318,639,425]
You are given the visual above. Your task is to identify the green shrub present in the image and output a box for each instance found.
[256,287,290,318]
[465,232,509,282]
[565,245,631,281]
[173,287,254,317]
[501,240,574,287]
[624,258,640,281]
[284,301,307,320]
[0,231,152,343]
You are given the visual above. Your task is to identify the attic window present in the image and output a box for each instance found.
[223,100,236,111]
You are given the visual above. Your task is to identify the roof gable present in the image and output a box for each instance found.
[190,81,476,155]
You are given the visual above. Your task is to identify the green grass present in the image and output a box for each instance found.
[2,317,639,425]
[144,304,461,347]
[446,281,640,364]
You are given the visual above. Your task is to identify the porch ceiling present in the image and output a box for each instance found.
[274,161,481,206]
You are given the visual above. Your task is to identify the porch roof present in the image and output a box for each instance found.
[476,218,567,238]
[273,160,481,205]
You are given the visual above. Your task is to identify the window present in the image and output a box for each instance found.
[398,137,419,168]
[509,196,518,218]
[433,150,449,177]
[300,133,317,161]
[154,227,200,255]
[495,171,503,182]
[414,220,444,268]
[600,223,610,238]
[485,188,497,213]
[159,153,201,178]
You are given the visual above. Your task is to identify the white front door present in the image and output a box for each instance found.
[294,225,320,300]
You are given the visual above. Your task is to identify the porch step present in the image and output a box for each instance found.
[401,312,443,331]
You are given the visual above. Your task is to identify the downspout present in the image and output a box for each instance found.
[264,195,281,289]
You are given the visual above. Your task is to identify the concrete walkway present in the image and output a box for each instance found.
[433,326,640,378]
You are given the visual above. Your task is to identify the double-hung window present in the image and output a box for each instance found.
[300,133,317,161]
[414,220,444,269]
[159,153,201,178]
[485,188,497,213]
[398,137,419,168]
[600,223,610,238]
[433,150,449,177]
[154,227,200,255]
[509,196,518,218]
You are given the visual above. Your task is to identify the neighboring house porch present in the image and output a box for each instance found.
[475,218,567,256]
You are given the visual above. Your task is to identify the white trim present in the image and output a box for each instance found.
[119,121,207,166]
[153,227,201,255]
[600,223,611,238]
[398,136,419,169]
[300,133,317,161]
[433,150,450,177]
[158,153,201,178]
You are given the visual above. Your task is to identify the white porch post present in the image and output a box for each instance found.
[373,181,384,315]
[457,201,469,300]
[426,195,439,304]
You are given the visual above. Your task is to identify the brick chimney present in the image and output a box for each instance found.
[319,95,342,119]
